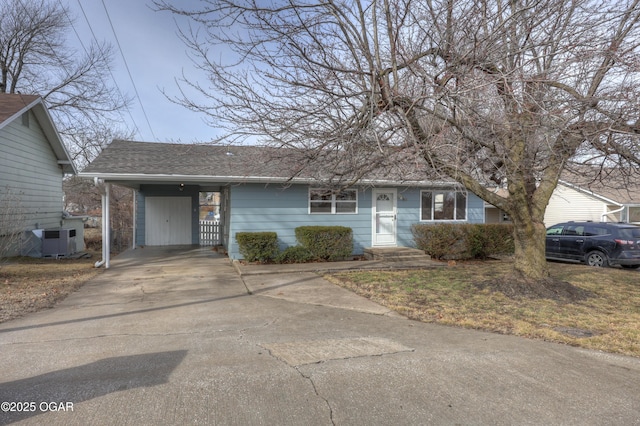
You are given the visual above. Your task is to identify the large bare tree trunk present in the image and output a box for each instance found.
[512,219,549,281]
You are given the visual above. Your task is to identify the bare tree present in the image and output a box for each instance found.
[63,176,102,215]
[155,0,640,282]
[0,0,132,166]
[63,176,134,253]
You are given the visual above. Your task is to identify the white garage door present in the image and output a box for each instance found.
[145,197,192,245]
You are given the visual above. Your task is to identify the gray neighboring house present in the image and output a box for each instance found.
[80,140,491,266]
[0,93,79,257]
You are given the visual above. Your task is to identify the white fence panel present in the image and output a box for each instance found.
[199,220,221,246]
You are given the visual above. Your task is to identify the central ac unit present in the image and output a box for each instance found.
[42,228,77,257]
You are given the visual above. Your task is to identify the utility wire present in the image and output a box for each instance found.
[100,0,158,141]
[68,0,142,138]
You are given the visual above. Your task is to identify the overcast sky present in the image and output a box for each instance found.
[67,0,217,143]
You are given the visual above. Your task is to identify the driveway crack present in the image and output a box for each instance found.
[295,366,335,426]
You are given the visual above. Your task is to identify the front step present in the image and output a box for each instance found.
[364,247,431,261]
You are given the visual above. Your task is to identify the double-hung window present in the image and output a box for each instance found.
[309,188,357,214]
[421,189,467,221]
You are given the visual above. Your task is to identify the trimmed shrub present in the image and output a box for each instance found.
[275,245,315,264]
[461,223,514,259]
[412,223,514,260]
[295,226,353,261]
[483,224,514,257]
[235,232,279,262]
[411,223,465,260]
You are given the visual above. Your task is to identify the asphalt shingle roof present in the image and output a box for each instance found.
[81,140,313,180]
[0,93,39,124]
[81,139,448,185]
[560,170,640,204]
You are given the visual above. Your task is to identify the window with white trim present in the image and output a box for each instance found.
[420,190,467,221]
[309,188,357,214]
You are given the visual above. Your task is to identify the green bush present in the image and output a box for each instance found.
[412,223,514,260]
[460,224,514,259]
[411,223,465,260]
[275,245,315,264]
[235,232,279,262]
[295,226,353,261]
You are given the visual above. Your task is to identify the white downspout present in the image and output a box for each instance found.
[104,182,111,268]
[602,206,625,222]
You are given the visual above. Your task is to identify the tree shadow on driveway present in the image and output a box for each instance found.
[0,350,187,424]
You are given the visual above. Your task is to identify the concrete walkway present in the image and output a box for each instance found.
[233,256,445,317]
[1,246,640,425]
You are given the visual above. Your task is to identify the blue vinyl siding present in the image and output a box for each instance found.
[227,184,486,259]
[395,188,421,248]
[133,182,486,258]
[228,184,372,259]
[467,194,485,223]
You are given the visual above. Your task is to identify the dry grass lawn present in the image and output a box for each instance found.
[327,260,640,358]
[0,253,103,323]
[2,251,639,359]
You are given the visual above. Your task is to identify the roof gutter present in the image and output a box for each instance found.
[558,180,623,207]
[77,172,458,187]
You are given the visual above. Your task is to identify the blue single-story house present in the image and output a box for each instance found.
[80,140,487,266]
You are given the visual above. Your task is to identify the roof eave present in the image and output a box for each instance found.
[558,180,624,206]
[78,172,306,184]
[77,172,458,187]
[0,97,76,174]
[31,101,77,175]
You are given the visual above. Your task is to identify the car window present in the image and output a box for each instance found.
[618,228,639,240]
[546,225,564,236]
[585,226,608,236]
[563,225,584,236]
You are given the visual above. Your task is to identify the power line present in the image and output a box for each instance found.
[99,0,158,141]
[67,0,142,138]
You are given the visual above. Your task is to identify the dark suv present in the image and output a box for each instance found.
[546,222,640,269]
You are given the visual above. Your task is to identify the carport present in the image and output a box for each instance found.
[79,141,238,268]
[83,180,227,268]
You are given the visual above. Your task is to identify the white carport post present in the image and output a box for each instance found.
[94,180,111,269]
[104,182,111,268]
[132,189,137,250]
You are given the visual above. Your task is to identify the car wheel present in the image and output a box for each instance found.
[621,265,640,270]
[586,251,609,267]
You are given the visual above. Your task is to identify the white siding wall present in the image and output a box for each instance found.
[0,111,65,234]
[544,185,608,226]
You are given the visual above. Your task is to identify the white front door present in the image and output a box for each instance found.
[372,189,397,246]
[145,197,192,245]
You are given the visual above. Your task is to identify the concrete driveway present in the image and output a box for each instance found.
[1,246,640,425]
